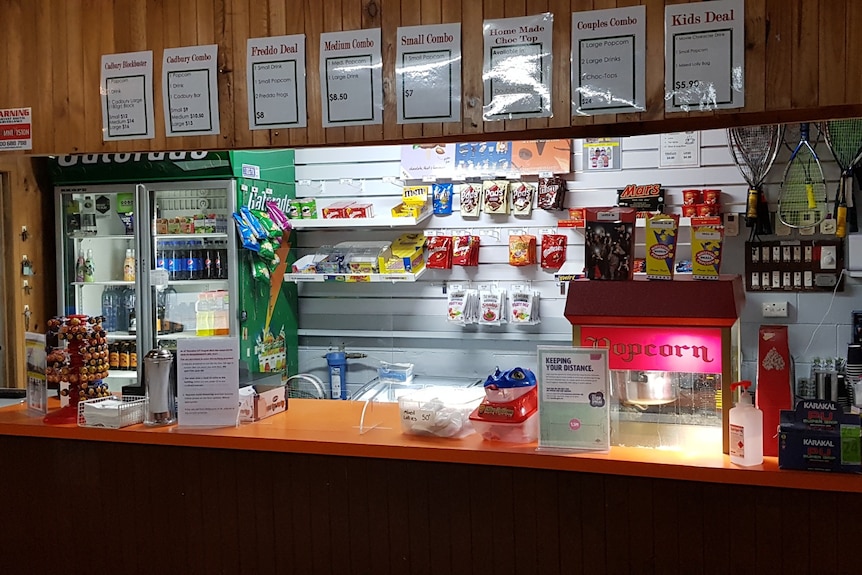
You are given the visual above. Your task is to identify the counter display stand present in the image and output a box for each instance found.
[43,315,111,425]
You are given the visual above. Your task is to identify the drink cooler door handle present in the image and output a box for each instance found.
[135,184,155,359]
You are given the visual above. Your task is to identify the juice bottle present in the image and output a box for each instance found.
[83,249,95,282]
[75,251,86,282]
[123,248,136,282]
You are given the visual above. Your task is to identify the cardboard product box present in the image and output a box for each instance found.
[346,203,374,218]
[322,201,355,219]
[779,400,861,473]
[238,384,288,422]
[379,233,426,274]
[756,325,794,457]
[391,200,431,219]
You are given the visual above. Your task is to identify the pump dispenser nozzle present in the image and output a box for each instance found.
[731,380,753,406]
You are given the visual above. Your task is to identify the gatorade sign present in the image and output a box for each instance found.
[0,107,32,150]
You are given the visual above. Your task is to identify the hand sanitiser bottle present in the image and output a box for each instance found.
[729,381,764,466]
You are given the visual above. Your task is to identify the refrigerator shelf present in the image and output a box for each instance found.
[284,268,427,283]
[68,234,136,241]
[72,281,135,287]
[167,279,229,287]
[155,233,229,241]
[107,370,138,379]
[287,210,432,229]
[105,332,136,341]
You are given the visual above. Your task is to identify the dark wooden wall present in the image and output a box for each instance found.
[2,435,860,574]
[1,0,862,155]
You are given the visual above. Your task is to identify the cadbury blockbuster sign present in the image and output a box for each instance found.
[49,151,235,184]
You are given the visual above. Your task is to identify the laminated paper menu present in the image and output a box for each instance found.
[538,346,610,452]
[177,337,239,427]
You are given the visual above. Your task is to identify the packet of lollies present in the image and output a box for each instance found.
[267,200,292,230]
[691,222,725,280]
[252,209,283,240]
[232,212,260,251]
[251,257,271,280]
[240,207,269,240]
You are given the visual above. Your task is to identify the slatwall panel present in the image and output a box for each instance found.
[291,129,859,393]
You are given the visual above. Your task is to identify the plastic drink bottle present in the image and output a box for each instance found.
[729,381,764,466]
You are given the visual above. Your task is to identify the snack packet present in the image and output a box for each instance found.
[266,200,292,231]
[240,207,268,240]
[509,182,534,216]
[232,212,260,251]
[252,209,283,240]
[537,176,567,210]
[432,183,454,215]
[540,234,567,269]
[460,183,481,217]
[508,234,537,266]
[425,236,453,269]
[452,235,480,266]
[478,286,505,326]
[482,180,508,214]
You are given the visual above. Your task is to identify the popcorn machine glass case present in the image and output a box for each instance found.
[564,276,744,454]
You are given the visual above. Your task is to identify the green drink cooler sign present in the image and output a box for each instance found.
[537,346,610,452]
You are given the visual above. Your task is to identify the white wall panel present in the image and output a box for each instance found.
[289,133,862,395]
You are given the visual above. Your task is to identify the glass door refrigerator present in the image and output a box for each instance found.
[51,151,299,394]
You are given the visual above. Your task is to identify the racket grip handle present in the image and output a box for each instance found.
[746,189,758,219]
[837,206,847,238]
[806,184,816,209]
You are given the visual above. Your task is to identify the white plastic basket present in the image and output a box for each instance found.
[77,396,146,429]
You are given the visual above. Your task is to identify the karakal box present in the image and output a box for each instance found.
[778,400,861,473]
[238,384,288,422]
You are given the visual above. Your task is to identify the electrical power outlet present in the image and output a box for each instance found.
[821,245,837,270]
[762,301,789,317]
[724,213,739,236]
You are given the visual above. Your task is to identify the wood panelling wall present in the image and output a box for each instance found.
[2,434,861,574]
[0,157,54,388]
[2,0,862,156]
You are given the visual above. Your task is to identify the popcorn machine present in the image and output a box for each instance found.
[564,276,744,454]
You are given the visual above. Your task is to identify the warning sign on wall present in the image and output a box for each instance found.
[0,107,32,150]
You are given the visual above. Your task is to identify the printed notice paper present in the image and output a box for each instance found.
[25,332,47,416]
[100,51,154,141]
[0,107,32,150]
[660,131,701,168]
[177,337,239,427]
[162,44,221,137]
[572,6,646,115]
[247,34,307,130]
[665,0,744,112]
[319,29,383,128]
[396,23,461,124]
[482,13,554,121]
[537,346,610,452]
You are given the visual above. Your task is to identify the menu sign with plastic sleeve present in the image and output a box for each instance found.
[537,346,610,452]
[246,34,308,130]
[572,6,646,116]
[100,50,154,141]
[482,13,554,121]
[395,23,462,124]
[665,0,744,112]
[162,44,221,137]
[319,28,383,128]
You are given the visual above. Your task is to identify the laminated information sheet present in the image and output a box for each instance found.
[572,6,646,116]
[482,13,553,121]
[246,34,307,130]
[319,28,383,127]
[396,23,461,124]
[665,0,745,112]
[537,346,610,452]
[100,50,154,141]
[162,45,221,137]
[177,337,239,427]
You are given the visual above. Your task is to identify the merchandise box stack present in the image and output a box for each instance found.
[778,400,861,473]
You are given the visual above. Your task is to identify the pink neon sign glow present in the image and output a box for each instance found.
[580,326,723,374]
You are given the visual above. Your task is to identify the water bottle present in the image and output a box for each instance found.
[116,287,130,332]
[126,288,137,335]
[101,287,114,332]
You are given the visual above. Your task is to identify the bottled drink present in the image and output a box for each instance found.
[203,246,213,279]
[187,240,201,280]
[75,251,86,283]
[215,245,224,279]
[118,342,130,370]
[83,249,95,282]
[193,241,204,280]
[176,241,189,280]
[125,288,137,335]
[129,342,138,371]
[108,342,120,370]
[123,248,136,282]
[166,242,178,280]
[156,242,166,271]
[101,287,115,332]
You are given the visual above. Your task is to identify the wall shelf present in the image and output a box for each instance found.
[285,268,426,283]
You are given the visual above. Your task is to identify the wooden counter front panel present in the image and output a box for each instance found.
[2,435,860,574]
[3,0,862,155]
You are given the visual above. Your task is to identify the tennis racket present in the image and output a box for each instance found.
[727,125,783,236]
[778,123,828,228]
[824,119,862,237]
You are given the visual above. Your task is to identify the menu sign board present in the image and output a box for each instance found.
[162,45,221,137]
[572,6,646,115]
[482,13,554,121]
[100,51,155,141]
[319,29,383,128]
[665,0,745,112]
[396,23,462,124]
[246,34,307,130]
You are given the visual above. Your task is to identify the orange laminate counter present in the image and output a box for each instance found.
[1,398,859,494]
